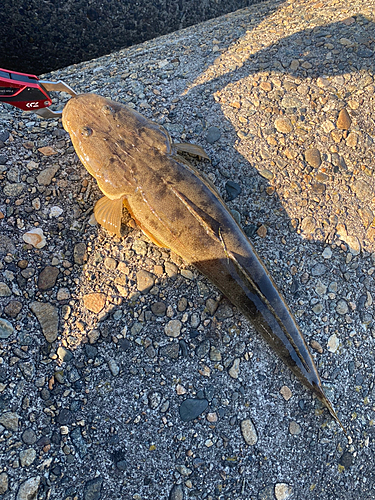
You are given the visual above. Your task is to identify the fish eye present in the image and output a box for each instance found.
[102,105,114,115]
[81,126,93,137]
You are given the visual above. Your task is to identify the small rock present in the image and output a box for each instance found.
[336,299,348,315]
[16,476,40,500]
[337,108,351,130]
[108,359,120,376]
[74,242,87,265]
[37,165,59,185]
[280,385,292,401]
[49,206,63,218]
[84,477,103,500]
[20,448,36,467]
[322,247,332,259]
[0,411,19,431]
[30,302,59,342]
[310,340,323,353]
[339,451,353,468]
[274,117,293,133]
[37,266,59,291]
[311,263,326,276]
[0,317,14,338]
[301,216,316,234]
[83,293,106,313]
[4,300,22,317]
[152,301,166,316]
[346,132,358,148]
[179,398,208,422]
[104,257,117,270]
[207,412,218,423]
[23,228,46,249]
[225,181,241,201]
[160,342,179,359]
[136,270,155,294]
[176,384,187,395]
[304,148,321,168]
[210,346,222,361]
[0,472,8,495]
[327,334,340,353]
[206,126,221,144]
[57,288,71,301]
[22,428,37,445]
[0,282,11,297]
[256,225,267,238]
[289,421,301,435]
[228,358,240,378]
[57,346,73,362]
[164,319,182,337]
[275,483,293,500]
[169,484,184,500]
[240,418,258,445]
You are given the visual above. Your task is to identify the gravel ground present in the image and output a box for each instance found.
[0,0,375,498]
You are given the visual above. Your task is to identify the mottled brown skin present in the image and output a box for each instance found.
[62,93,345,431]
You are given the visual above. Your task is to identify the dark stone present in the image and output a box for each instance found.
[179,398,208,422]
[37,436,51,447]
[37,266,59,291]
[159,342,179,359]
[84,477,103,500]
[195,339,210,359]
[4,300,22,318]
[206,126,221,144]
[0,131,9,142]
[169,484,184,500]
[118,338,131,351]
[57,408,73,425]
[151,301,167,316]
[339,451,354,468]
[225,180,242,201]
[85,345,98,359]
[357,49,373,58]
[258,485,274,500]
[22,428,37,445]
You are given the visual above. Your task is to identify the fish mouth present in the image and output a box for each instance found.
[313,383,347,434]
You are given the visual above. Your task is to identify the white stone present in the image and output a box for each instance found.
[22,228,46,249]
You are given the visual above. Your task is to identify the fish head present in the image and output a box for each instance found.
[62,93,172,199]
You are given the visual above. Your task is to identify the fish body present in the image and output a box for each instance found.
[62,93,344,431]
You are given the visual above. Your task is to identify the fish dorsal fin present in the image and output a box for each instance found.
[94,196,124,237]
[173,142,210,160]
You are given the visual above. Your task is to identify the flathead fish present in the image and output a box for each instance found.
[62,93,345,432]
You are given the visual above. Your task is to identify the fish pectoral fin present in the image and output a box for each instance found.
[173,142,210,160]
[94,196,124,237]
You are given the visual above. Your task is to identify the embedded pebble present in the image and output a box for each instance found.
[37,165,59,185]
[289,421,301,435]
[274,117,293,133]
[30,302,59,342]
[336,299,348,315]
[16,476,40,500]
[327,334,340,353]
[304,148,321,168]
[179,398,208,422]
[0,282,11,297]
[206,126,221,143]
[74,242,87,264]
[164,319,182,337]
[169,484,184,500]
[228,358,240,378]
[280,386,292,401]
[108,359,120,376]
[0,472,8,495]
[336,108,351,130]
[22,228,46,249]
[240,418,258,445]
[84,477,103,500]
[0,412,19,431]
[83,293,106,313]
[0,318,14,339]
[275,483,293,500]
[37,266,59,290]
[136,270,155,294]
[20,448,37,467]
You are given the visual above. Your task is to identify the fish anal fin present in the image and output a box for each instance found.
[94,196,124,237]
[173,142,210,160]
